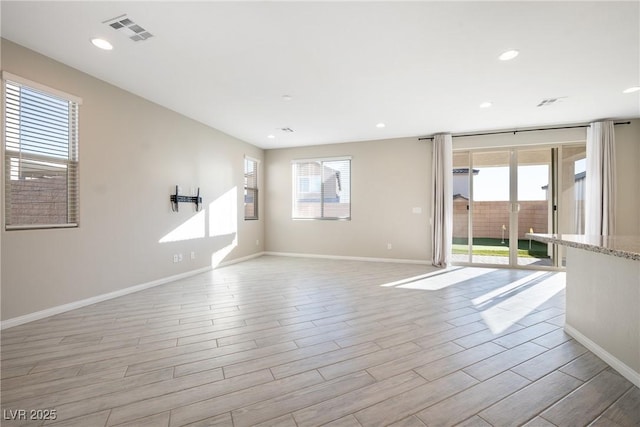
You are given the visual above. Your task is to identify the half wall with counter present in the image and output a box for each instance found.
[528,234,640,388]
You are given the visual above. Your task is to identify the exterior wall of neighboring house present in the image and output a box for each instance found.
[295,162,340,202]
[294,162,346,217]
[453,174,469,198]
[244,194,256,218]
[452,168,477,198]
[453,199,548,240]
[244,170,257,218]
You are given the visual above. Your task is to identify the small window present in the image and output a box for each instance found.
[244,156,258,220]
[292,157,351,220]
[3,73,81,229]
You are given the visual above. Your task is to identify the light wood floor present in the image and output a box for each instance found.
[1,256,638,427]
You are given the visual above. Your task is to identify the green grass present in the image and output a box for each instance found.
[452,237,550,258]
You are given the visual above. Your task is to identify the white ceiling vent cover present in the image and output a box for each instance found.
[537,97,566,107]
[103,14,153,42]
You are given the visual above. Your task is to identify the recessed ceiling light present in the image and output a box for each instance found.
[499,50,519,61]
[376,123,386,128]
[282,95,293,101]
[623,86,640,94]
[91,38,113,50]
[479,101,492,108]
[267,134,275,139]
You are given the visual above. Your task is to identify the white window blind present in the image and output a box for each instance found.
[292,157,351,220]
[3,73,80,229]
[244,156,258,220]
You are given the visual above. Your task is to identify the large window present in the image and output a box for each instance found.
[244,156,258,220]
[3,73,80,229]
[292,157,351,220]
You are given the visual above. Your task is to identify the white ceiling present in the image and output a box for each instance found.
[2,1,639,149]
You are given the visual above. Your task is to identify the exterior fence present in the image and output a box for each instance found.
[453,199,548,239]
[8,178,68,225]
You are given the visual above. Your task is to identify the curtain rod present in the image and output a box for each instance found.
[417,121,631,141]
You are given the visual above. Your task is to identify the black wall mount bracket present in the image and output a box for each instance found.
[170,185,202,212]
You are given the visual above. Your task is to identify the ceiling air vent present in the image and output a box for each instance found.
[280,127,294,133]
[103,14,153,42]
[537,97,566,107]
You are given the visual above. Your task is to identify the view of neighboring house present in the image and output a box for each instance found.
[452,167,478,200]
[295,161,342,203]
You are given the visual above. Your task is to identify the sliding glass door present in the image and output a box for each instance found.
[470,150,511,265]
[452,144,582,268]
[516,148,553,266]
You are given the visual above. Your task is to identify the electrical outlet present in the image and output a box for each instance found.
[173,254,179,263]
[191,251,196,260]
[178,253,183,262]
[256,239,260,246]
[387,243,392,250]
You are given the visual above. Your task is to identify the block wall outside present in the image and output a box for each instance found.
[8,177,68,225]
[453,199,548,239]
[244,203,255,218]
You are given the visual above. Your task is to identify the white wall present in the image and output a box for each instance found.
[265,137,432,261]
[1,40,264,321]
[613,119,640,235]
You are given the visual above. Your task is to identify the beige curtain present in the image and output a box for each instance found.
[431,133,453,267]
[585,120,616,236]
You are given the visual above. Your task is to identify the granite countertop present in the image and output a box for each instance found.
[526,234,640,261]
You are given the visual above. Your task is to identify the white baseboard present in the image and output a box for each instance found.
[264,251,432,265]
[218,251,264,267]
[564,323,640,388]
[1,252,265,330]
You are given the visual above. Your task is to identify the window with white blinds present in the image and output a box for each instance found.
[3,73,80,229]
[244,156,258,220]
[292,157,351,220]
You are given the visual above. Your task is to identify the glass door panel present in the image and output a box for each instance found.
[452,152,471,263]
[557,144,587,266]
[470,151,511,265]
[516,148,553,266]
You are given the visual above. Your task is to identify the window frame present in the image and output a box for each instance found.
[243,155,259,220]
[3,72,81,230]
[291,156,351,221]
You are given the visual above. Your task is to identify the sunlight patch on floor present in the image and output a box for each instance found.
[478,272,565,334]
[381,267,499,291]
